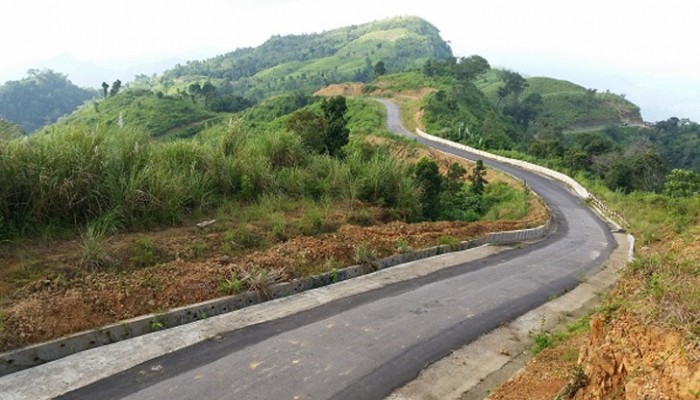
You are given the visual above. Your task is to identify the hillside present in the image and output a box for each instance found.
[0,69,95,133]
[158,16,452,99]
[477,71,642,128]
[56,88,220,139]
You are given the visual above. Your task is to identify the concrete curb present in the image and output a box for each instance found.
[628,234,636,261]
[0,217,552,376]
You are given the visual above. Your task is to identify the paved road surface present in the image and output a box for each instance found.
[56,100,614,400]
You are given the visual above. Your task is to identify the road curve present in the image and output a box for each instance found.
[55,101,614,400]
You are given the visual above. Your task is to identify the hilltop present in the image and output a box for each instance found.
[158,16,452,100]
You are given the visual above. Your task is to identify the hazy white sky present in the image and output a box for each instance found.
[2,0,699,120]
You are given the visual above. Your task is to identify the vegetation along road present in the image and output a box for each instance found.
[28,101,614,400]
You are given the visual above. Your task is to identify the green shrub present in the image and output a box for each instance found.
[80,225,111,270]
[190,241,208,258]
[219,272,243,295]
[436,235,460,246]
[130,238,158,268]
[354,244,378,265]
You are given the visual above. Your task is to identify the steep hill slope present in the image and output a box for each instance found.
[159,16,452,99]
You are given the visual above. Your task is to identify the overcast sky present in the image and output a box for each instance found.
[2,0,699,121]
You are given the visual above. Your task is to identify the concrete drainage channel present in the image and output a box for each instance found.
[0,217,552,376]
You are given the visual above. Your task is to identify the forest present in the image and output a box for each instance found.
[0,69,94,132]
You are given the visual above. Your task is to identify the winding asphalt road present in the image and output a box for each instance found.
[55,101,614,400]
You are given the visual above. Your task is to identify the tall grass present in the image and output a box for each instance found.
[0,123,424,240]
[578,175,700,338]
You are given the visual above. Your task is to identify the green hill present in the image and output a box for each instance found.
[159,16,452,99]
[477,73,641,128]
[0,69,95,132]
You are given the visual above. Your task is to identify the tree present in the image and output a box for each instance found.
[600,144,667,193]
[563,148,590,172]
[469,160,488,196]
[101,82,109,98]
[415,157,442,220]
[188,82,202,102]
[532,117,564,142]
[286,109,327,153]
[496,70,527,107]
[201,81,216,100]
[321,95,349,157]
[454,55,490,82]
[109,79,122,96]
[207,94,252,113]
[630,147,667,192]
[373,61,386,77]
[663,169,700,197]
[422,57,457,77]
[503,93,542,129]
[573,132,615,156]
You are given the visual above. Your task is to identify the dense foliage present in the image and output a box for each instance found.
[0,96,530,240]
[418,59,523,150]
[0,69,95,132]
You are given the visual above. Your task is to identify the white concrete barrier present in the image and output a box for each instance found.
[416,128,591,199]
[415,128,630,231]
